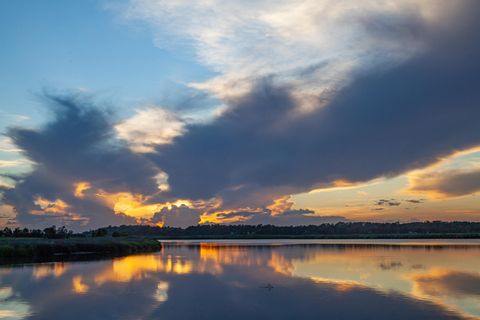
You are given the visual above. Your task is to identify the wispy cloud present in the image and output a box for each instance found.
[119,0,452,108]
[0,159,32,168]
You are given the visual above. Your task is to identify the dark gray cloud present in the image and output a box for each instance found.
[372,198,424,211]
[375,199,401,207]
[152,2,480,207]
[409,169,480,198]
[1,93,161,229]
[405,199,425,204]
[151,205,203,228]
[10,93,159,194]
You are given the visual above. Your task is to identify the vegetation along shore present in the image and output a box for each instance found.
[1,221,479,263]
[0,227,161,263]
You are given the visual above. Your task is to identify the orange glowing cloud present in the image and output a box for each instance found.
[199,208,259,224]
[33,197,70,214]
[332,179,356,188]
[311,277,364,293]
[266,196,294,216]
[31,196,88,224]
[95,190,193,220]
[73,181,91,198]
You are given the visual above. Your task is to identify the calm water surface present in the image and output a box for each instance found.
[1,240,479,319]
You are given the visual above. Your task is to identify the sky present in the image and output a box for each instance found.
[0,0,479,230]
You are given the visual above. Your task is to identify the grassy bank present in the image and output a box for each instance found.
[0,236,161,263]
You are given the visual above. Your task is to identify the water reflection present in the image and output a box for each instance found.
[0,240,479,319]
[0,287,30,319]
[72,276,89,294]
[32,263,66,280]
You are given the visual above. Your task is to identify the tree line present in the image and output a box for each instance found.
[0,226,73,239]
[3,221,480,239]
[89,221,480,237]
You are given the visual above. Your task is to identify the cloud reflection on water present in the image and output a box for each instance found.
[0,241,479,319]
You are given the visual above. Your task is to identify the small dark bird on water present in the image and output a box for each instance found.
[260,283,274,291]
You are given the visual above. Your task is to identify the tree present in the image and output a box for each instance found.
[43,226,57,239]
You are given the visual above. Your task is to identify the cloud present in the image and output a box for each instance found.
[405,199,425,204]
[3,1,480,228]
[0,159,32,168]
[200,207,347,226]
[408,168,480,198]
[0,137,22,153]
[371,198,424,209]
[1,93,162,228]
[120,0,451,106]
[115,108,186,153]
[151,1,480,208]
[375,199,401,207]
[151,204,203,228]
[239,211,348,226]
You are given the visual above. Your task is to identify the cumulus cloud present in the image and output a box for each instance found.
[1,93,161,228]
[152,1,480,208]
[3,1,480,228]
[115,108,185,153]
[151,204,203,228]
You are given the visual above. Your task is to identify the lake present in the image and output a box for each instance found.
[0,239,479,319]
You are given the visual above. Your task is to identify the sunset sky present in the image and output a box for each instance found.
[1,0,479,230]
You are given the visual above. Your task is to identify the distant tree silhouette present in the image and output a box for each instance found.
[43,226,57,239]
[92,228,108,237]
[83,221,480,238]
[1,222,479,239]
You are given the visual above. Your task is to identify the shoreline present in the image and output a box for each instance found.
[152,233,480,240]
[1,234,479,264]
[0,236,161,264]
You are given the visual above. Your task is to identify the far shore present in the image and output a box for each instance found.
[1,232,480,265]
[151,233,480,240]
